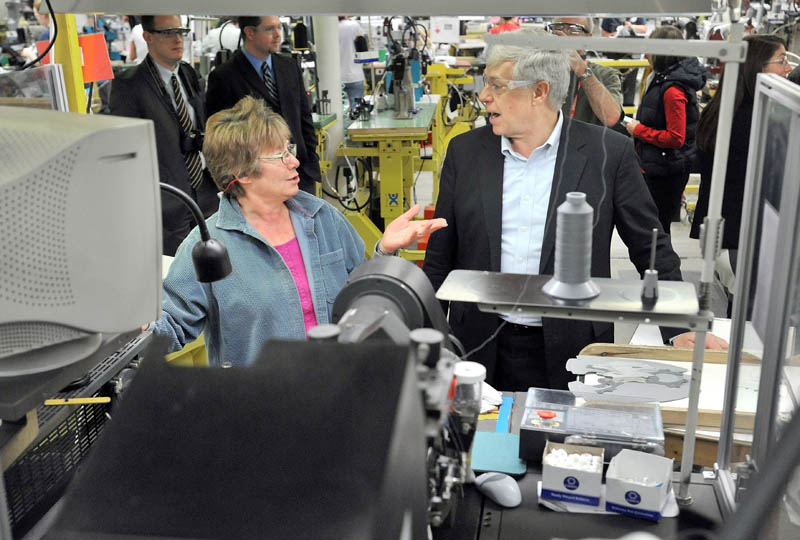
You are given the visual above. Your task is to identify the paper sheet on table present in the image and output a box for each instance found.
[536,481,678,518]
[481,381,503,413]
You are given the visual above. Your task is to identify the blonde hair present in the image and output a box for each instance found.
[203,96,291,198]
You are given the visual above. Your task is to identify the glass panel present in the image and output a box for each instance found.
[731,86,800,536]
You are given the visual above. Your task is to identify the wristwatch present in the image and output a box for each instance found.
[577,66,594,82]
[375,241,398,257]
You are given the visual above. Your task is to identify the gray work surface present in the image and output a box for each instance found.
[433,392,723,540]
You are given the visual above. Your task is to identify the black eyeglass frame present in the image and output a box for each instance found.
[546,22,590,35]
[147,27,191,37]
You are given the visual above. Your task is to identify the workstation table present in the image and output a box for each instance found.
[339,101,439,261]
[433,392,724,540]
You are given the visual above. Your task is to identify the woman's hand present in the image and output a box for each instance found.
[379,204,447,253]
[625,118,640,135]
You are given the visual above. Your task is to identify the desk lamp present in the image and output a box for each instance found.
[159,183,231,282]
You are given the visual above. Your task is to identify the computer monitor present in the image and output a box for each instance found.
[0,106,162,376]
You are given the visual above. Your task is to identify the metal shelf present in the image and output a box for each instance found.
[436,270,710,330]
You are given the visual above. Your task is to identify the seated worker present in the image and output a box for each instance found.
[151,96,446,367]
[422,28,723,392]
[548,17,625,129]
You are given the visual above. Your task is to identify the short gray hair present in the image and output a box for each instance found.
[485,27,571,110]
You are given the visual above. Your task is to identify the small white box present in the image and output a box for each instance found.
[354,51,380,63]
[430,17,460,43]
[606,449,673,521]
[540,441,604,506]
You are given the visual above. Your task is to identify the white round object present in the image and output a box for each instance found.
[454,361,486,384]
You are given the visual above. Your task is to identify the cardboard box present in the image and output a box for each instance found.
[540,441,603,506]
[605,449,673,521]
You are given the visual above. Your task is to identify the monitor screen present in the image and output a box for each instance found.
[0,106,162,375]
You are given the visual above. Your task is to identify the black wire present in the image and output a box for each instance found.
[330,160,372,213]
[448,334,467,359]
[18,0,57,70]
[219,19,232,50]
[411,153,426,207]
[85,82,93,113]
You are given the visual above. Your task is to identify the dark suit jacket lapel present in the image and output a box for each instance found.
[137,60,177,123]
[235,50,271,103]
[478,129,505,272]
[540,117,588,273]
[271,54,294,112]
[180,64,205,127]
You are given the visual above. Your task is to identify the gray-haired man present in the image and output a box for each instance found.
[422,28,687,391]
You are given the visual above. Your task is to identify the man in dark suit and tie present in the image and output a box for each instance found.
[423,28,716,392]
[205,16,321,195]
[110,14,219,256]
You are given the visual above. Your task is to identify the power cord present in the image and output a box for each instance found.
[18,0,57,71]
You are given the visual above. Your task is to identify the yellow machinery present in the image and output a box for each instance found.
[593,58,651,116]
[312,113,337,198]
[337,64,480,261]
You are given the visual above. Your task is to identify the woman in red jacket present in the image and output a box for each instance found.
[626,25,706,235]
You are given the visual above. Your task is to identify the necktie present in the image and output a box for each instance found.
[261,61,281,111]
[170,74,204,189]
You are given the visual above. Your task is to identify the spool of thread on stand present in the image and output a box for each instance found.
[542,192,600,301]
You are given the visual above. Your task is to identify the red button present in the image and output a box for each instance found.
[537,410,557,419]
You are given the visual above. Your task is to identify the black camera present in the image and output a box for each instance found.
[180,129,204,154]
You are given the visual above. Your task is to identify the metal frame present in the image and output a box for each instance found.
[456,21,749,507]
[57,1,712,17]
[714,77,800,516]
[741,77,800,463]
[10,0,757,535]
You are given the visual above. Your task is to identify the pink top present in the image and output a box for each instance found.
[273,237,318,335]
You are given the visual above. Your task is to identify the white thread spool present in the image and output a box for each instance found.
[542,192,600,300]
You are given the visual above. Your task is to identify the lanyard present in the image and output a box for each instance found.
[570,80,582,118]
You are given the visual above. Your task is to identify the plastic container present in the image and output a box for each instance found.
[452,361,486,465]
[519,388,664,463]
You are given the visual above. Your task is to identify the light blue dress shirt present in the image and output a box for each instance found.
[500,111,563,326]
[242,47,274,82]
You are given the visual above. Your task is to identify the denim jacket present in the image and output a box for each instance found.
[153,191,365,366]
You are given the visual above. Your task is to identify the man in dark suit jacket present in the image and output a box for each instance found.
[423,28,687,391]
[205,16,321,194]
[110,15,219,256]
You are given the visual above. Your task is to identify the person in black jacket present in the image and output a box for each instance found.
[421,29,704,392]
[625,25,706,235]
[689,34,791,315]
[205,16,321,195]
[110,15,219,256]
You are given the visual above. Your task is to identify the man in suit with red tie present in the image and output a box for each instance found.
[111,15,219,256]
[206,16,321,195]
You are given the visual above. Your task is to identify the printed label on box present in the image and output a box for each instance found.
[606,502,662,521]
[542,489,600,506]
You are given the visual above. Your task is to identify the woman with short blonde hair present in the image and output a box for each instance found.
[150,96,447,367]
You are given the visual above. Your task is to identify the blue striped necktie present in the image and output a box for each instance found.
[261,61,280,111]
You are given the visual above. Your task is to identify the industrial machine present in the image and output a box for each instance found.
[39,257,471,539]
[0,106,471,539]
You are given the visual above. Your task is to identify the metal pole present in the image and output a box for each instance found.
[312,15,345,160]
[677,329,708,505]
[706,24,745,471]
